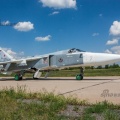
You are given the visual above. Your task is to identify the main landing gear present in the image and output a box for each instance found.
[76,67,84,80]
[14,74,23,81]
[14,70,25,81]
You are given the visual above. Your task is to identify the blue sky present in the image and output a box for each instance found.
[0,0,120,57]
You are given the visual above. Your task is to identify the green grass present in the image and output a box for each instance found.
[82,114,96,120]
[1,68,120,78]
[84,68,120,76]
[85,101,111,114]
[0,87,120,120]
[104,109,120,120]
[41,68,120,77]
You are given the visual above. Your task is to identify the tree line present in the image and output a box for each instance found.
[87,63,120,69]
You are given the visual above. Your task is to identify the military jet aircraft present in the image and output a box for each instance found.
[0,48,120,80]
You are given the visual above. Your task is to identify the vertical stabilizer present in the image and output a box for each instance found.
[0,49,14,62]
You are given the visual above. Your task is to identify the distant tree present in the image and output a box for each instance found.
[91,66,94,69]
[97,65,102,69]
[105,65,109,69]
[85,66,91,69]
[112,63,119,68]
[109,63,119,68]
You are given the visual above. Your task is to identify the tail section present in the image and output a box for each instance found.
[0,49,14,62]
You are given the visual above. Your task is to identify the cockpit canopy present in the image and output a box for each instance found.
[68,48,85,53]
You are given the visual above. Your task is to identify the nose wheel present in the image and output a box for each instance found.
[76,74,83,80]
[76,67,84,80]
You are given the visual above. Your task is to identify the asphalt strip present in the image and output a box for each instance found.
[58,78,120,95]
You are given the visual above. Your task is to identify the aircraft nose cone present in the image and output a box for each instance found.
[84,52,120,66]
[105,54,120,61]
[95,53,120,65]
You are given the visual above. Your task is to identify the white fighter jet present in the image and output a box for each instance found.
[0,48,120,80]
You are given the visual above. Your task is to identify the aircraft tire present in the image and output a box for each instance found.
[14,74,22,81]
[76,74,83,80]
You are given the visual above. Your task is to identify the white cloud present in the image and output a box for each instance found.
[19,51,24,56]
[39,0,76,9]
[49,11,60,15]
[111,46,120,54]
[106,38,118,45]
[1,20,10,26]
[92,33,99,36]
[35,35,51,41]
[13,21,34,32]
[110,21,120,36]
[104,49,112,54]
[7,49,16,56]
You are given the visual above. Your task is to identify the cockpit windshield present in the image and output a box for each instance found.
[68,48,85,53]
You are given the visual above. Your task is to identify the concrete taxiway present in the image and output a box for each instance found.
[0,76,120,104]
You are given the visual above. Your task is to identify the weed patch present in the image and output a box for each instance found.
[0,87,120,120]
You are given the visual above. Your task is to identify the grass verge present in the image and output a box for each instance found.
[0,86,120,120]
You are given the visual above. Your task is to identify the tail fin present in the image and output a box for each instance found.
[0,49,14,62]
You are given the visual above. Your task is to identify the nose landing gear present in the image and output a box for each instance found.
[76,67,84,80]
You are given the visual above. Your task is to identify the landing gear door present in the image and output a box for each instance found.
[49,55,57,67]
